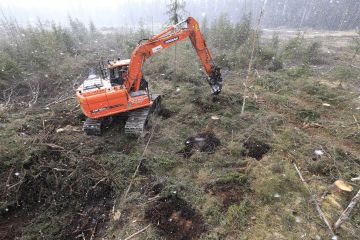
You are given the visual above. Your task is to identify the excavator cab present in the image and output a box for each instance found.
[109,66,125,86]
[108,59,130,86]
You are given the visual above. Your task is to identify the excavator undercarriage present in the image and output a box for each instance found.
[124,94,161,135]
[83,94,161,136]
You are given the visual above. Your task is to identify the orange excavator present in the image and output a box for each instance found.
[76,17,223,135]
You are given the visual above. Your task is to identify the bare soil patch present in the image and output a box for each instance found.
[0,145,114,240]
[145,196,205,240]
[242,138,271,160]
[205,181,247,208]
[158,108,174,119]
[179,132,220,158]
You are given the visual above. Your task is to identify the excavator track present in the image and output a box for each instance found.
[83,117,112,136]
[125,95,161,135]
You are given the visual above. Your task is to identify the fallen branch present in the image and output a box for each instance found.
[28,81,40,106]
[123,224,151,240]
[3,87,14,107]
[89,220,98,240]
[351,176,360,182]
[293,162,337,239]
[4,167,14,190]
[7,180,24,190]
[51,165,74,171]
[334,189,360,230]
[113,118,158,219]
[353,115,360,130]
[41,143,65,150]
[70,104,80,113]
[45,96,75,108]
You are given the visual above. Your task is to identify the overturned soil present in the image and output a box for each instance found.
[158,108,174,119]
[243,138,271,160]
[0,207,37,240]
[180,132,220,158]
[205,182,248,208]
[0,145,114,240]
[137,159,165,197]
[0,180,113,240]
[142,181,165,197]
[64,182,113,239]
[145,196,205,240]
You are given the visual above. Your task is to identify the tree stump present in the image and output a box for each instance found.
[322,180,354,231]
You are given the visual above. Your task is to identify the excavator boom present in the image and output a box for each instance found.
[127,17,223,94]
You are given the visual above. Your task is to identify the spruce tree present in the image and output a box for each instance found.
[166,0,186,24]
[166,0,187,74]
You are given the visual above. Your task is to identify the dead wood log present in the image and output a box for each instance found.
[41,143,65,150]
[203,116,220,133]
[322,180,353,202]
[123,224,151,240]
[293,162,337,239]
[350,64,360,69]
[351,176,360,182]
[333,189,360,230]
[353,115,360,130]
[112,119,158,221]
[45,96,75,108]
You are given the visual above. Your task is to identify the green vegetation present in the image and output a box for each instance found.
[281,213,296,231]
[0,17,150,105]
[296,109,320,122]
[330,66,359,83]
[351,31,360,58]
[224,201,250,230]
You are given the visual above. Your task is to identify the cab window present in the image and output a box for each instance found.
[110,68,120,79]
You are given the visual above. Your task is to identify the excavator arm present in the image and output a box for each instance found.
[127,17,223,94]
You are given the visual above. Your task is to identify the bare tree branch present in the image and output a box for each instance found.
[123,224,151,240]
[293,162,337,239]
[112,118,159,220]
[45,96,75,108]
[333,189,360,230]
[241,0,267,115]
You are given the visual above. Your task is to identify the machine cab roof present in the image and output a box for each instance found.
[108,59,130,69]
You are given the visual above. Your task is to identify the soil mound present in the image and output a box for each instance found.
[243,138,271,160]
[180,132,220,158]
[205,182,247,207]
[145,196,205,240]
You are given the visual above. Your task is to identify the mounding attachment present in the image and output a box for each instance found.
[208,66,223,95]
